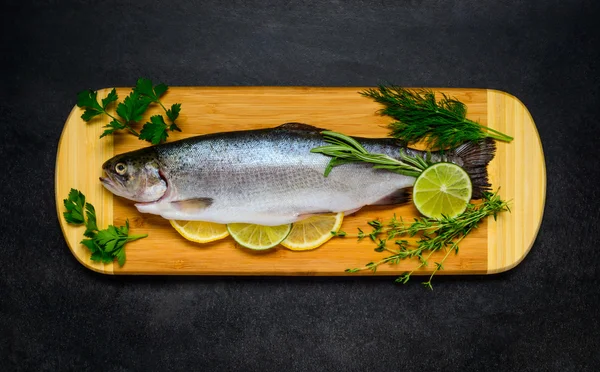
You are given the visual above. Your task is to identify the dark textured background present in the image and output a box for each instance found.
[1,0,599,371]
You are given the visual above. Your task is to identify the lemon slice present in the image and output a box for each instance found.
[281,212,344,251]
[169,220,229,243]
[413,163,473,219]
[226,223,292,250]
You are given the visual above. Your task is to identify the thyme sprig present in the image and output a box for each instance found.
[345,190,510,290]
[310,131,432,177]
[361,85,513,149]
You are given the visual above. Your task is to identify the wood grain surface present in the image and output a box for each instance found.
[55,87,545,276]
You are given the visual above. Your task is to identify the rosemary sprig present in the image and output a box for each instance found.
[345,190,511,290]
[361,85,513,149]
[310,131,432,177]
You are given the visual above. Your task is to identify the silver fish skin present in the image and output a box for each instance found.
[100,123,495,226]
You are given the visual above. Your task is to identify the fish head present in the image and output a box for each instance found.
[100,149,167,202]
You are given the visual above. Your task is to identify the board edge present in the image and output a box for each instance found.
[55,99,116,275]
[486,89,546,274]
[55,86,537,277]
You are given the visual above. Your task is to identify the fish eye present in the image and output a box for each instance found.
[115,163,127,175]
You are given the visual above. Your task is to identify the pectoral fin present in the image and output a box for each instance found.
[170,198,214,213]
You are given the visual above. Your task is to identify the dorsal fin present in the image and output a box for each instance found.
[275,122,325,132]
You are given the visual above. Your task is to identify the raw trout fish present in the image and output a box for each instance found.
[100,123,495,226]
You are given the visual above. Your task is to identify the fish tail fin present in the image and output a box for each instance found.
[450,138,497,199]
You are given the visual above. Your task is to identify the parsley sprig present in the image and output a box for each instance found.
[63,189,147,266]
[343,190,510,290]
[76,78,182,145]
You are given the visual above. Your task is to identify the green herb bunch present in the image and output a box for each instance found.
[63,189,147,266]
[342,190,510,289]
[361,85,513,149]
[311,131,432,178]
[76,78,182,145]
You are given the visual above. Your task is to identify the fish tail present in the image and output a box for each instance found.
[450,138,497,199]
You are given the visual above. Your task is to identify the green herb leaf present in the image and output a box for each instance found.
[116,250,126,267]
[77,89,119,122]
[100,120,127,139]
[63,189,86,225]
[76,90,104,121]
[116,91,151,124]
[77,78,183,142]
[83,203,98,237]
[66,189,147,267]
[139,115,169,145]
[312,131,431,178]
[345,190,511,289]
[101,88,118,109]
[90,251,103,262]
[81,108,102,121]
[135,78,168,102]
[76,90,102,110]
[166,103,181,122]
[121,220,130,236]
[166,103,182,132]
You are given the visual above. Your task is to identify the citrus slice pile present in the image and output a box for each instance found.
[170,212,345,251]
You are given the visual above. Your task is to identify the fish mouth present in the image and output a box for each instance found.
[99,176,114,187]
[99,174,117,188]
[99,172,125,194]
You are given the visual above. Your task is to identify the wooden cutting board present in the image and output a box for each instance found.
[55,87,545,276]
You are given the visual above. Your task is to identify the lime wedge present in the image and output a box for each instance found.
[413,163,473,219]
[226,223,292,250]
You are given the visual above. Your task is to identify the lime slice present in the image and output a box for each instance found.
[227,223,292,250]
[281,212,344,251]
[169,220,229,243]
[413,163,473,219]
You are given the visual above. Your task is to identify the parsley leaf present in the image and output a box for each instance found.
[116,91,151,124]
[166,103,182,131]
[77,88,118,121]
[116,250,126,267]
[77,90,103,121]
[101,88,118,109]
[139,115,169,145]
[63,189,86,225]
[63,189,147,267]
[100,120,127,139]
[83,203,98,238]
[135,78,168,102]
[77,90,102,110]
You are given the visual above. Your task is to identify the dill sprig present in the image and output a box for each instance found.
[345,190,511,290]
[310,130,432,177]
[361,85,513,149]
